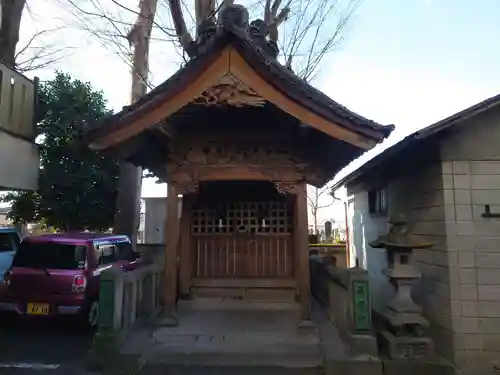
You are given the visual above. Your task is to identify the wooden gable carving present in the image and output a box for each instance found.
[193,72,266,107]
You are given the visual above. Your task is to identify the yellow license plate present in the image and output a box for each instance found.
[27,303,50,315]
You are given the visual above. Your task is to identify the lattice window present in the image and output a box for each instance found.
[192,201,292,234]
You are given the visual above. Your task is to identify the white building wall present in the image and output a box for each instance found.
[0,132,39,191]
[143,196,182,244]
[347,190,391,312]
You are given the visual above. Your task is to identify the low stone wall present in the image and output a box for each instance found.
[309,244,347,268]
[310,255,377,356]
[137,243,164,264]
[88,260,163,370]
[98,262,163,331]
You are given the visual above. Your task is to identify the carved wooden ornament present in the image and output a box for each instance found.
[274,182,297,195]
[193,73,266,107]
[176,181,200,195]
[167,142,328,187]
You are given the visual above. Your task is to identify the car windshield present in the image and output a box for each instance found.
[12,242,87,270]
[0,232,19,253]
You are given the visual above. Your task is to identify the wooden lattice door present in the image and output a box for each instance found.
[191,201,294,279]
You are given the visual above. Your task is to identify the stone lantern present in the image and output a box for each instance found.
[369,214,434,359]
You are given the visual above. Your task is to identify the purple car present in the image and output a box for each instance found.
[0,233,141,328]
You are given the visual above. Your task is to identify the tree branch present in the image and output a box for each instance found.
[13,24,71,73]
[167,0,194,56]
[110,0,176,37]
[307,194,315,208]
[318,200,335,210]
[281,0,363,81]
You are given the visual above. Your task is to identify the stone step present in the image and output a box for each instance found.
[99,358,456,375]
[139,365,324,375]
[153,332,320,346]
[180,299,299,311]
[138,359,427,375]
[141,350,323,368]
[190,286,297,303]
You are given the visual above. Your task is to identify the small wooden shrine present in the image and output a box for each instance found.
[83,4,393,326]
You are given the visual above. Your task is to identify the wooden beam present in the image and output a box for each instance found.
[164,183,180,323]
[170,165,303,185]
[293,182,311,323]
[155,121,176,138]
[90,47,232,150]
[227,48,376,150]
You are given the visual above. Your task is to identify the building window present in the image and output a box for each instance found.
[368,187,388,215]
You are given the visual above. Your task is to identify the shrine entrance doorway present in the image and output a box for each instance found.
[185,181,297,301]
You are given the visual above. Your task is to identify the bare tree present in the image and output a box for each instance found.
[60,0,179,83]
[307,184,336,235]
[280,0,362,81]
[163,0,362,81]
[0,0,26,68]
[61,0,362,81]
[0,0,69,72]
[15,27,69,72]
[60,0,363,240]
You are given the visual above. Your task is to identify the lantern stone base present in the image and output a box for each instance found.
[380,331,434,360]
[383,310,429,336]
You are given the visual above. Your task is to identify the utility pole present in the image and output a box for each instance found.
[113,0,158,245]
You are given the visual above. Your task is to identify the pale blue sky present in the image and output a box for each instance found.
[319,0,500,184]
[14,0,500,221]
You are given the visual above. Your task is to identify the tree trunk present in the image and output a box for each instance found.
[0,0,26,68]
[113,0,158,245]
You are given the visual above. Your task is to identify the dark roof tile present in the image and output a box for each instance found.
[83,28,394,145]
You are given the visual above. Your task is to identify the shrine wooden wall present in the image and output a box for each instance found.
[191,200,294,279]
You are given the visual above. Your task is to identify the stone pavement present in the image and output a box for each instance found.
[112,300,385,374]
[121,302,325,369]
[112,300,454,375]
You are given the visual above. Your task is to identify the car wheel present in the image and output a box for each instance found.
[83,299,99,330]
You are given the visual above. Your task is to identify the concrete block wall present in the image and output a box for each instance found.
[341,103,500,375]
[346,162,454,360]
[386,163,455,361]
[439,108,500,374]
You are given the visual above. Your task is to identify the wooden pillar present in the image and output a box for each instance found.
[179,194,193,298]
[164,183,179,324]
[294,182,311,323]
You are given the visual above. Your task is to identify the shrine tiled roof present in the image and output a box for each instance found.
[83,9,394,146]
